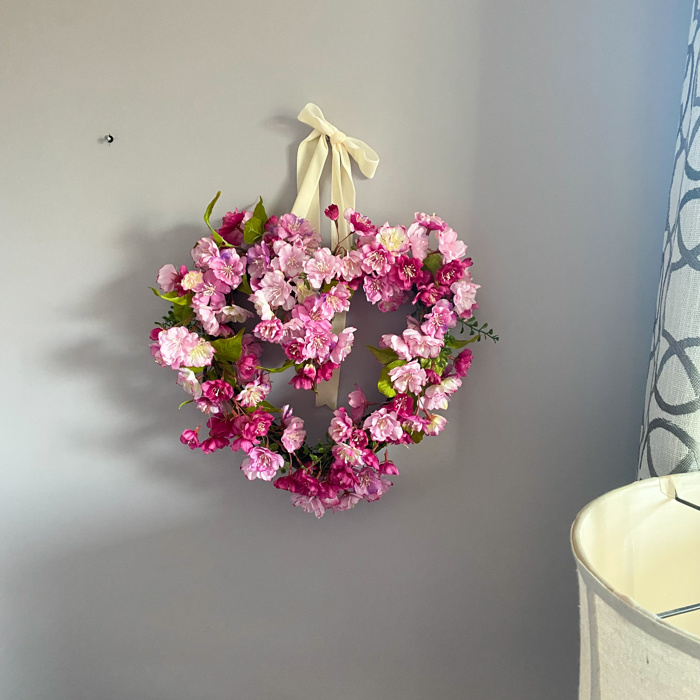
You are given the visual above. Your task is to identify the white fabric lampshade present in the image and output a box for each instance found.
[572,474,700,699]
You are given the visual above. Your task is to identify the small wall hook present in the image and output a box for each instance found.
[104,134,115,144]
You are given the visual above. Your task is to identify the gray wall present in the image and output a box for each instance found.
[0,1,690,698]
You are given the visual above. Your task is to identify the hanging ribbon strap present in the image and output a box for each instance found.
[292,103,379,251]
[291,103,379,410]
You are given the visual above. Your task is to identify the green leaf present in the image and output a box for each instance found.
[378,366,397,398]
[237,275,253,295]
[178,399,193,409]
[150,288,191,306]
[203,191,228,247]
[386,359,407,371]
[211,328,245,363]
[449,337,477,348]
[243,197,268,244]
[172,302,193,324]
[423,252,443,277]
[258,360,295,374]
[259,401,281,413]
[408,430,424,444]
[367,345,399,365]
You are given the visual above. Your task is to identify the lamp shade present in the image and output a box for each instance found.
[572,474,700,699]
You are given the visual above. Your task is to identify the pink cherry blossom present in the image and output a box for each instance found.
[281,410,306,452]
[277,243,307,277]
[157,264,180,292]
[376,224,409,253]
[254,318,284,343]
[331,492,362,512]
[195,305,221,336]
[218,304,254,323]
[414,212,448,231]
[348,384,368,422]
[200,436,230,453]
[304,248,338,288]
[180,428,200,449]
[259,270,293,309]
[337,250,364,281]
[363,408,403,443]
[354,467,393,502]
[324,204,339,220]
[209,249,245,288]
[331,443,364,466]
[451,278,480,318]
[186,338,216,367]
[360,243,394,275]
[290,493,326,518]
[329,407,354,443]
[158,327,198,369]
[202,379,234,404]
[437,227,467,262]
[191,237,220,268]
[236,377,271,408]
[193,271,229,310]
[241,446,284,481]
[454,348,473,377]
[388,361,427,394]
[344,208,377,234]
[303,320,334,360]
[421,299,458,338]
[329,327,356,364]
[435,259,468,288]
[407,222,429,261]
[424,414,447,436]
[176,369,202,399]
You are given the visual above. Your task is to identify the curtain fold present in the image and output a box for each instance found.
[639,0,700,478]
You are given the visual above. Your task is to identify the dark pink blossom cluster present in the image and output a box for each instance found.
[150,200,486,517]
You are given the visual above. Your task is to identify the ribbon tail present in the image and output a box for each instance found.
[291,133,327,235]
[315,310,347,410]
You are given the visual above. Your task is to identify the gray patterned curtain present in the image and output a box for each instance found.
[639,1,700,478]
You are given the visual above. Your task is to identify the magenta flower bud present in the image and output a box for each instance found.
[324,204,340,221]
[379,460,400,476]
[454,348,473,377]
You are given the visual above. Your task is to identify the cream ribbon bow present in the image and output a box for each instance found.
[291,103,379,410]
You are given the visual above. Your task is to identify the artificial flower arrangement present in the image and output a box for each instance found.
[149,194,497,517]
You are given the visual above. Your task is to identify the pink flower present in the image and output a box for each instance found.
[331,492,362,512]
[194,305,221,336]
[254,318,284,343]
[402,329,443,359]
[176,369,202,399]
[324,204,339,220]
[437,227,466,262]
[200,436,230,453]
[241,446,284,481]
[363,408,403,443]
[388,361,427,394]
[191,237,220,269]
[435,260,468,288]
[246,243,273,281]
[344,208,377,234]
[329,327,356,364]
[407,222,429,261]
[414,212,448,231]
[277,243,307,277]
[329,407,354,443]
[276,214,320,248]
[421,299,458,338]
[290,364,317,390]
[348,384,368,422]
[349,429,369,449]
[337,250,364,281]
[451,279,480,318]
[209,249,245,288]
[376,224,409,253]
[290,493,326,518]
[317,361,339,381]
[218,304,254,323]
[320,283,352,316]
[388,393,414,418]
[218,208,249,246]
[424,414,447,436]
[304,248,338,288]
[281,409,306,452]
[259,270,293,309]
[389,256,425,290]
[236,377,271,408]
[201,379,233,404]
[360,244,394,275]
[354,467,393,502]
[414,282,444,307]
[157,264,183,293]
[303,320,334,360]
[454,348,473,377]
[421,384,449,411]
[236,353,259,383]
[158,327,198,369]
[186,338,216,367]
[332,443,364,466]
[193,271,229,310]
[180,428,200,450]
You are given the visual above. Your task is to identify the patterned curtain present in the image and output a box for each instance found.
[639,1,700,478]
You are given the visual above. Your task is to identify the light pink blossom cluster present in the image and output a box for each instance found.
[150,198,489,517]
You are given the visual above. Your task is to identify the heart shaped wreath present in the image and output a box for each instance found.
[149,195,497,517]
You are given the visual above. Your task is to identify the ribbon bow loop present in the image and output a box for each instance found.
[290,103,379,410]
